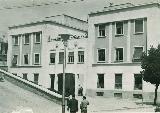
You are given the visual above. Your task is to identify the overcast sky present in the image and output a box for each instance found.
[0,0,154,36]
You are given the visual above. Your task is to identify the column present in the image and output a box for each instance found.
[127,20,131,62]
[108,23,112,63]
[30,33,33,65]
[54,74,58,91]
[19,35,23,66]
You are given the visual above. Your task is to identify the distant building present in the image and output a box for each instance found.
[87,2,160,101]
[7,14,88,96]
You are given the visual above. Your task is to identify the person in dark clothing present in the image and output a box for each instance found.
[80,96,89,113]
[67,94,78,113]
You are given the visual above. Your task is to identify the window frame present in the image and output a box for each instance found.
[134,18,144,34]
[115,21,124,35]
[97,73,105,89]
[34,53,40,65]
[23,54,29,65]
[13,35,19,46]
[115,47,124,62]
[97,48,106,63]
[12,54,18,66]
[24,34,30,45]
[133,46,144,62]
[34,73,39,84]
[59,51,64,64]
[34,32,41,44]
[98,24,106,37]
[50,52,56,64]
[115,73,123,89]
[68,51,74,63]
[134,73,142,90]
[23,73,28,80]
[78,50,84,63]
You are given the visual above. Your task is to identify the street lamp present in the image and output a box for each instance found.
[59,34,70,113]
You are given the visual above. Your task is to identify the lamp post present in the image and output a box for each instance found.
[59,34,70,113]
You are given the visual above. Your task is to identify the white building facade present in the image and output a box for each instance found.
[7,14,88,96]
[87,2,160,102]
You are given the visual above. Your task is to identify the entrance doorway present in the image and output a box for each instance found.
[58,73,75,96]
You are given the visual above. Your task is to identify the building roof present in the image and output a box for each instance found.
[9,14,88,32]
[89,1,160,16]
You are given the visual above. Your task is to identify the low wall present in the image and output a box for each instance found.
[0,69,63,105]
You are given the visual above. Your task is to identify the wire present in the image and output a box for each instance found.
[0,0,85,10]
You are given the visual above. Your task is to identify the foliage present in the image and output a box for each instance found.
[141,45,160,85]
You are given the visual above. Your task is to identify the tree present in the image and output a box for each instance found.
[141,44,160,105]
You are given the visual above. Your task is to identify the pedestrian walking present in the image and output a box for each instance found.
[67,94,78,113]
[80,96,89,113]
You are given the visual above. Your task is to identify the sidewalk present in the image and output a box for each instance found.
[64,96,155,113]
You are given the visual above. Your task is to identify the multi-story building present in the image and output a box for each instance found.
[87,2,160,101]
[7,14,88,96]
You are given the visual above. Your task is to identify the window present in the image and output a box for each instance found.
[135,19,143,33]
[97,74,104,88]
[78,51,84,63]
[13,35,19,45]
[98,25,105,37]
[24,54,29,65]
[115,74,122,89]
[68,52,74,63]
[134,74,142,90]
[34,53,40,64]
[59,52,64,64]
[114,93,122,98]
[116,22,123,35]
[24,34,30,44]
[12,73,17,76]
[133,94,142,99]
[98,49,105,62]
[35,32,41,43]
[23,73,28,80]
[50,53,55,64]
[133,47,143,62]
[115,48,123,62]
[34,73,39,84]
[12,55,18,66]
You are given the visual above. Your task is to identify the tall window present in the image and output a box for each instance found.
[24,34,30,44]
[35,32,41,43]
[134,74,142,90]
[59,52,64,64]
[116,48,123,62]
[12,55,18,66]
[97,74,104,88]
[13,35,19,45]
[23,73,28,80]
[24,54,29,64]
[135,19,143,33]
[98,49,105,62]
[34,53,40,64]
[133,47,143,62]
[50,53,55,64]
[68,52,74,63]
[98,25,105,37]
[116,22,123,35]
[115,74,122,89]
[34,73,39,84]
[78,51,84,63]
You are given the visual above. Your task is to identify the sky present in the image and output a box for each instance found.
[0,0,154,38]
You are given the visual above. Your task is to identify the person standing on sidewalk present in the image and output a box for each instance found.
[67,94,78,113]
[80,96,89,113]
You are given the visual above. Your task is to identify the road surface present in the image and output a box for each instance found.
[0,80,61,113]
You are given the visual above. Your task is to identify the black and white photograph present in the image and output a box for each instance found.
[0,0,160,112]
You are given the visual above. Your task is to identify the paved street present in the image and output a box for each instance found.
[0,80,61,113]
[0,80,155,113]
